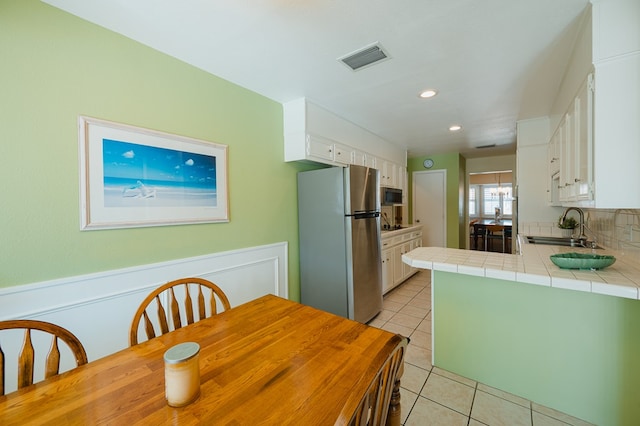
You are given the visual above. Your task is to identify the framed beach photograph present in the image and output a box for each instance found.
[78,116,229,230]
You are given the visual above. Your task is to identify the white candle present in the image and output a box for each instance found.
[164,342,201,407]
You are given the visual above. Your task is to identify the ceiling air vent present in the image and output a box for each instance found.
[476,144,496,149]
[339,43,389,71]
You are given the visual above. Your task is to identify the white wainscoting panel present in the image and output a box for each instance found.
[0,242,287,393]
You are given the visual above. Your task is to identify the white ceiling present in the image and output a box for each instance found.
[43,0,590,159]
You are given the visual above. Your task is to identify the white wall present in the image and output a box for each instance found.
[550,5,593,133]
[0,243,287,394]
[465,155,516,175]
[516,117,564,226]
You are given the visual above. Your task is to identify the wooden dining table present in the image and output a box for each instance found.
[0,294,406,425]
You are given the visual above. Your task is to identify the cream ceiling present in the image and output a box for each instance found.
[43,0,590,158]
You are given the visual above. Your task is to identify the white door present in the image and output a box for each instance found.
[413,170,446,247]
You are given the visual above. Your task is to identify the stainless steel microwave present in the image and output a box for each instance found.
[381,187,403,205]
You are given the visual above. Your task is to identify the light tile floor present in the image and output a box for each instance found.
[368,271,594,426]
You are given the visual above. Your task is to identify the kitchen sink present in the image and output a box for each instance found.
[525,236,602,249]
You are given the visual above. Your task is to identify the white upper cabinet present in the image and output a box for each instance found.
[333,142,354,165]
[553,73,594,204]
[591,0,640,62]
[397,166,407,198]
[306,134,335,163]
[365,154,378,169]
[573,74,594,201]
[549,0,639,208]
[548,130,561,178]
[352,150,367,166]
[590,0,640,208]
[380,161,397,188]
[283,98,407,174]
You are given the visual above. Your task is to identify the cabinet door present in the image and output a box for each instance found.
[548,132,560,177]
[402,242,413,278]
[334,143,354,165]
[573,74,594,201]
[381,248,393,294]
[392,242,410,281]
[353,150,366,166]
[393,245,404,285]
[561,112,577,201]
[397,166,407,196]
[381,161,397,188]
[547,130,561,205]
[389,162,398,188]
[365,154,378,169]
[306,136,334,162]
[556,119,566,201]
[404,238,421,276]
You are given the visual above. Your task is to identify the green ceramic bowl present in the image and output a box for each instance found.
[550,252,616,270]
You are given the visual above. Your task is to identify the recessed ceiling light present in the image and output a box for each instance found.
[449,125,462,131]
[419,89,437,99]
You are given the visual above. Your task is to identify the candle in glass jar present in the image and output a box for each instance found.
[164,342,201,407]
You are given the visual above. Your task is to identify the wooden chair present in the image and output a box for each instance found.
[0,320,88,396]
[469,219,483,250]
[349,335,407,426]
[484,224,506,252]
[129,277,231,346]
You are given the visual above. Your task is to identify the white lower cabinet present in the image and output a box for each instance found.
[381,227,422,294]
[381,248,393,294]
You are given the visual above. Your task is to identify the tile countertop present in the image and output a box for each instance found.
[402,239,640,300]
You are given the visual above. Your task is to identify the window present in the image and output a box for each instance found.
[469,184,512,218]
[469,187,477,216]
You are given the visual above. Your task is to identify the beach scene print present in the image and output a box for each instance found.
[102,139,217,208]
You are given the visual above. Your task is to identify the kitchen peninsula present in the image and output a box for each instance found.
[402,244,640,426]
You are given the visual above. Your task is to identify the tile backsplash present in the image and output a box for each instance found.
[520,209,640,263]
[585,209,640,259]
[381,205,405,229]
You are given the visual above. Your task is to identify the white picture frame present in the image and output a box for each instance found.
[78,116,229,230]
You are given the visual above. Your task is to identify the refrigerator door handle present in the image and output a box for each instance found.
[349,211,380,219]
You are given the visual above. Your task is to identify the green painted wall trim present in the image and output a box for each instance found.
[433,270,640,425]
[0,0,318,299]
[407,153,466,248]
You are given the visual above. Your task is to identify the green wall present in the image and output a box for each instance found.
[433,271,640,425]
[407,153,466,248]
[0,0,316,299]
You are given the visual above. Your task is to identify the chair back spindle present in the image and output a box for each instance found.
[129,278,231,346]
[349,335,407,426]
[0,320,88,396]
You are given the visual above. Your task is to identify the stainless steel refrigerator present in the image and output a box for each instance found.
[297,165,383,323]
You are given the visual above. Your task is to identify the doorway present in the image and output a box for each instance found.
[413,170,446,247]
[468,170,514,252]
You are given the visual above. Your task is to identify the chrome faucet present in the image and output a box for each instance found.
[560,207,587,242]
